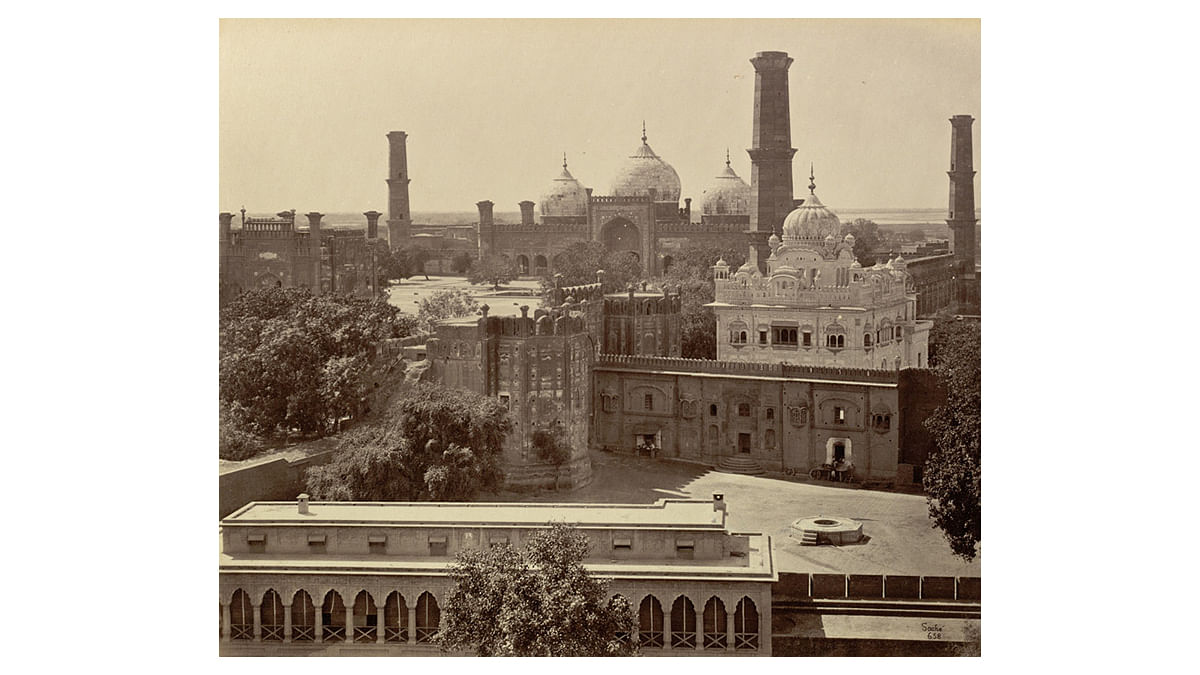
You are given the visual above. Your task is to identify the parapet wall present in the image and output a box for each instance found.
[219,449,339,519]
[595,354,900,384]
[774,572,980,602]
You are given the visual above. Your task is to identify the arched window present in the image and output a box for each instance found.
[534,254,548,272]
[864,333,873,348]
[703,597,727,649]
[230,589,253,641]
[738,403,751,417]
[385,592,408,643]
[734,597,759,650]
[260,590,285,641]
[895,326,903,340]
[638,595,664,648]
[291,590,315,642]
[353,591,378,643]
[671,596,697,648]
[710,404,718,417]
[416,592,440,643]
[766,407,774,420]
[322,591,346,642]
[837,335,845,348]
[641,333,656,354]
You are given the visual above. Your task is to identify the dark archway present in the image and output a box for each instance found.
[601,218,641,259]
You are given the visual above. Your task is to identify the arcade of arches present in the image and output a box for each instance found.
[221,585,763,654]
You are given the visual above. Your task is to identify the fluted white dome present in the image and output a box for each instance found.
[781,167,841,242]
[539,157,588,217]
[701,156,750,215]
[610,127,681,203]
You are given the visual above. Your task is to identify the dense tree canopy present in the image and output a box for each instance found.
[655,244,746,359]
[378,245,429,286]
[469,255,517,290]
[218,288,416,442]
[304,383,511,501]
[841,218,883,267]
[922,318,982,561]
[437,523,637,656]
[545,241,642,293]
[416,289,480,333]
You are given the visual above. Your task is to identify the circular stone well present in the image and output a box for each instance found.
[789,516,864,546]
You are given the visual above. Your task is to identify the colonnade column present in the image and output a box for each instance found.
[315,608,324,643]
[376,605,386,644]
[726,608,735,652]
[221,602,231,642]
[407,606,417,645]
[346,605,355,642]
[252,600,262,641]
[696,610,704,652]
[283,604,292,643]
[663,610,672,650]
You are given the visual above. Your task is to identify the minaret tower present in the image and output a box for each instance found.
[946,115,977,273]
[747,51,797,272]
[386,131,413,246]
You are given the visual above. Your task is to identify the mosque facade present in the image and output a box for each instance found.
[422,51,953,488]
[475,126,753,279]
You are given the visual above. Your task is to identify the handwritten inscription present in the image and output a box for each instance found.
[921,622,944,640]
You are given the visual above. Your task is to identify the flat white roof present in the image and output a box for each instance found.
[224,498,726,529]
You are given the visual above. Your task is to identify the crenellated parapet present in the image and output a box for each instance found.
[595,353,901,385]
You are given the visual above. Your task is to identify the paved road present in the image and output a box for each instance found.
[488,451,981,577]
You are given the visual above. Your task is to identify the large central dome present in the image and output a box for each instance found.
[701,152,750,215]
[781,167,842,242]
[609,126,681,203]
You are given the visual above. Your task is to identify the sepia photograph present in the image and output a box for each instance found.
[217,17,981,657]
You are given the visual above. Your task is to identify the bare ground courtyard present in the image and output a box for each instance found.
[486,451,980,578]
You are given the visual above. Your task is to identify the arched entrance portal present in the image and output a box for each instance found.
[601,219,641,260]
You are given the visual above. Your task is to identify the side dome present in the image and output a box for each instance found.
[610,126,681,203]
[539,156,588,217]
[701,153,750,215]
[781,166,842,242]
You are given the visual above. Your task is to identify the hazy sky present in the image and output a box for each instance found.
[220,19,980,215]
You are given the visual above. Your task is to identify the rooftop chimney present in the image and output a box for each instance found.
[298,493,310,515]
[713,493,727,513]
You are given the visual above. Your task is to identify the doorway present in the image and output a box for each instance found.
[738,433,751,454]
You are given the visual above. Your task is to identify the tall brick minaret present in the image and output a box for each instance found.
[747,51,797,272]
[946,115,977,273]
[386,131,413,246]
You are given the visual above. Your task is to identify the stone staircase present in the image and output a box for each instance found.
[716,455,766,476]
[797,530,820,546]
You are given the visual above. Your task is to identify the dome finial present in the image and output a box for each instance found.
[809,162,817,194]
[641,120,647,144]
[725,148,731,168]
[563,152,568,171]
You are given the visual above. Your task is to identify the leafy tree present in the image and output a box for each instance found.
[416,289,480,333]
[437,522,637,656]
[450,251,473,274]
[651,244,746,359]
[922,318,981,561]
[544,241,643,293]
[469,255,517,291]
[842,218,883,267]
[531,421,571,489]
[305,384,511,501]
[378,246,430,286]
[219,287,416,440]
[219,400,263,461]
